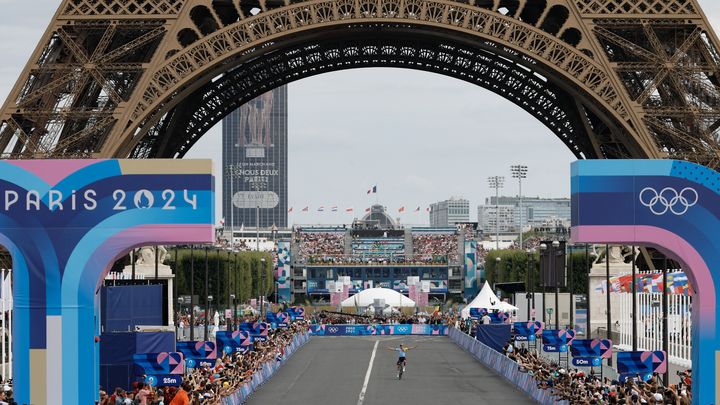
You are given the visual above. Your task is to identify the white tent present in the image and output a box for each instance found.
[461,283,504,318]
[497,301,519,312]
[341,288,416,308]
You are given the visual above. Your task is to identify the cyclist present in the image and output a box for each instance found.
[386,344,417,379]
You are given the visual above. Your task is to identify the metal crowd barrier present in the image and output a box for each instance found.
[448,328,569,405]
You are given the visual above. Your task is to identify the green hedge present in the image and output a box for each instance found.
[168,248,273,308]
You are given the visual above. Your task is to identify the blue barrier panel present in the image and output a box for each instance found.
[449,328,569,405]
[475,324,511,353]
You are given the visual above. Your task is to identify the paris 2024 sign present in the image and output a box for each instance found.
[571,159,719,405]
[0,160,214,405]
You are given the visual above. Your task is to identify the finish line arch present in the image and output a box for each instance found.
[0,160,215,405]
[1,0,720,165]
[572,159,720,405]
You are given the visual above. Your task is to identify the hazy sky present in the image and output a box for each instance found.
[1,1,719,225]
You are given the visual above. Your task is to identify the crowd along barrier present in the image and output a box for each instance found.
[448,328,569,405]
[308,324,448,336]
[221,331,310,405]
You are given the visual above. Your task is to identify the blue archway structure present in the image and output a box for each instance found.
[0,159,214,405]
[571,160,719,405]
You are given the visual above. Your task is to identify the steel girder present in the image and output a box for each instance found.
[0,0,718,167]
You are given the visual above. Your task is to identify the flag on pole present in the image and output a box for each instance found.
[414,207,420,212]
[287,207,293,213]
[346,207,354,212]
[365,207,371,213]
[302,206,309,212]
[398,206,405,213]
[367,185,377,194]
[318,206,325,212]
[331,206,338,212]
[426,207,430,212]
[220,217,225,226]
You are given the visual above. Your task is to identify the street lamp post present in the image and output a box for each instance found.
[495,256,501,285]
[260,257,266,319]
[206,295,213,340]
[189,246,195,341]
[511,165,528,249]
[204,247,209,341]
[487,176,505,251]
[176,297,184,341]
[227,250,232,331]
[553,240,560,330]
[540,243,547,326]
[526,248,535,321]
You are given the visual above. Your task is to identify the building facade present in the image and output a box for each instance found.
[222,86,288,229]
[429,198,470,226]
[478,196,571,233]
[477,204,517,234]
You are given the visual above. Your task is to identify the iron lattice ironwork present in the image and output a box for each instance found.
[1,0,719,168]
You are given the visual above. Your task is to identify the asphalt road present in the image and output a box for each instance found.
[245,336,534,405]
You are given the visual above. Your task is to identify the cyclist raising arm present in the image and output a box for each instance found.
[386,344,417,379]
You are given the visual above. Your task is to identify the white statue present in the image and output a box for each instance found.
[134,246,169,265]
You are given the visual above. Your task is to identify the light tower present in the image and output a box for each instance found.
[511,165,528,249]
[487,176,505,251]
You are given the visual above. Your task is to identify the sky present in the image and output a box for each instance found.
[1,1,719,225]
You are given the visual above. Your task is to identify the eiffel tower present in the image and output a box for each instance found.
[0,0,718,169]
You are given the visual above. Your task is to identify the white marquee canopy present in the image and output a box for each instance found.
[341,288,416,308]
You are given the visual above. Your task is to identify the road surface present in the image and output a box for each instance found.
[245,335,534,405]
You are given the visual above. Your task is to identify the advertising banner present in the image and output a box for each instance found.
[617,351,667,375]
[286,307,305,320]
[308,324,448,336]
[216,331,253,354]
[133,352,184,376]
[541,329,573,352]
[570,339,612,359]
[464,240,479,299]
[0,159,214,405]
[276,241,292,303]
[238,322,269,342]
[266,311,289,327]
[176,341,217,368]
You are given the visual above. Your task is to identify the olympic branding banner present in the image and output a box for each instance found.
[617,351,667,382]
[216,331,253,354]
[0,160,214,405]
[276,241,292,303]
[133,352,185,376]
[464,240,479,299]
[176,341,217,368]
[308,324,448,336]
[571,160,720,404]
[238,322,269,341]
[286,307,305,320]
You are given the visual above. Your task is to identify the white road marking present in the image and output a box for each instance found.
[357,340,379,405]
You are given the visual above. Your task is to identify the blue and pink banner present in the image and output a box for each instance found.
[308,324,448,336]
[571,159,719,404]
[464,240,479,299]
[238,322,269,342]
[133,352,185,376]
[617,350,667,382]
[216,331,253,354]
[276,241,292,303]
[176,341,217,368]
[0,160,214,405]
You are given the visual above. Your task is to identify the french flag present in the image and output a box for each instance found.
[302,206,309,212]
[367,185,377,194]
[331,206,338,212]
[287,207,293,213]
[346,207,354,212]
[318,206,325,212]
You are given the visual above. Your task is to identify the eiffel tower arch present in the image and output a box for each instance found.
[0,0,718,168]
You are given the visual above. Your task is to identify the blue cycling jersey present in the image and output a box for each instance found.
[395,348,406,358]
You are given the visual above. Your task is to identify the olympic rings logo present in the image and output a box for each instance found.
[639,187,698,215]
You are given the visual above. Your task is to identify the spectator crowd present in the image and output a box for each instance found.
[100,321,308,404]
[459,318,692,404]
